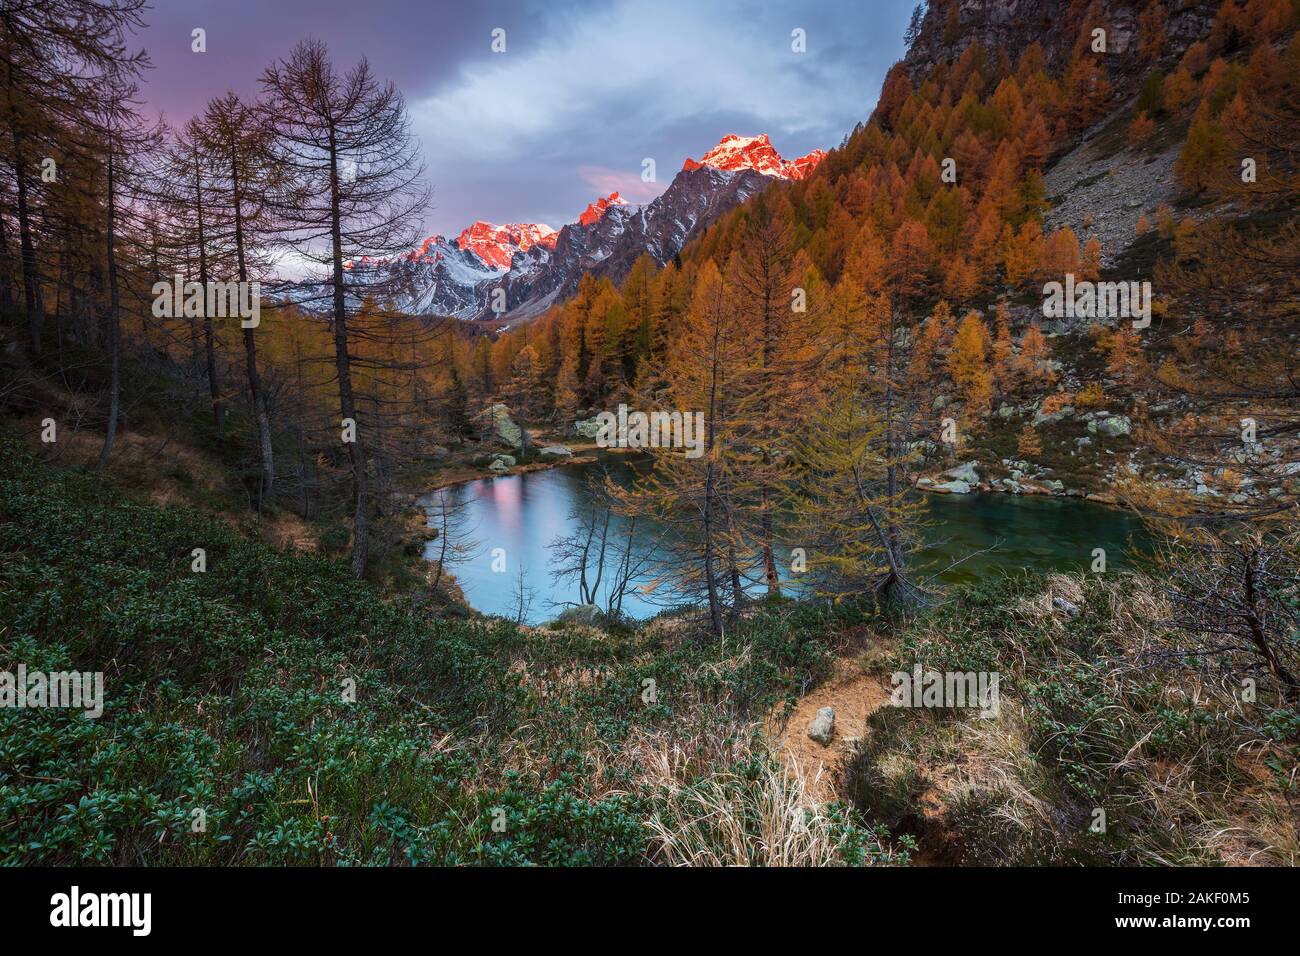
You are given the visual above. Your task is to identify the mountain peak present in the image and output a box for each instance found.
[682,133,826,181]
[456,220,558,271]
[578,192,629,227]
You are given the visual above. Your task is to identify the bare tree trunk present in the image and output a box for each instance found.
[230,149,274,504]
[590,507,610,601]
[880,304,911,601]
[760,489,779,594]
[702,460,724,636]
[1243,553,1299,699]
[577,508,596,604]
[727,538,744,612]
[759,275,779,595]
[0,214,14,314]
[611,516,636,617]
[7,59,41,354]
[702,334,724,636]
[431,501,448,593]
[328,126,368,578]
[193,146,224,439]
[96,147,120,470]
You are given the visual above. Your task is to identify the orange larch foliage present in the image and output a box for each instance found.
[1127,111,1156,147]
[991,300,1016,394]
[1096,326,1147,386]
[1137,0,1170,63]
[1017,324,1057,391]
[948,310,994,420]
[1017,424,1043,457]
[1003,220,1043,287]
[1039,226,1082,281]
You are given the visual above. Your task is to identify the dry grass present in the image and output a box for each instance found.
[644,749,857,867]
[849,572,1298,865]
[16,412,322,552]
[944,701,1062,840]
[587,716,758,800]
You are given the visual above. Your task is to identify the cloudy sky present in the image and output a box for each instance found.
[136,0,913,239]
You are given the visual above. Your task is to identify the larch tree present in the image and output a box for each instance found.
[727,195,806,596]
[790,270,892,600]
[259,40,428,577]
[614,260,745,635]
[165,117,227,439]
[0,0,148,353]
[90,71,158,469]
[947,309,993,425]
[195,92,278,504]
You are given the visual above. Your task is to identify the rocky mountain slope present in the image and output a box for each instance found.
[337,221,562,320]
[337,133,824,325]
[901,0,1213,84]
[891,0,1299,510]
[482,135,824,326]
[484,164,770,325]
[682,133,825,180]
[454,220,557,271]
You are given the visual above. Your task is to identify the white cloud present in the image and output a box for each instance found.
[410,0,875,165]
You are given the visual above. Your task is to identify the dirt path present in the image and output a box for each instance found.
[767,657,892,805]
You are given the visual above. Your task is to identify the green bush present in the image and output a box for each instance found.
[0,436,896,866]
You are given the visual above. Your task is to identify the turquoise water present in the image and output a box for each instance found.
[423,454,1150,623]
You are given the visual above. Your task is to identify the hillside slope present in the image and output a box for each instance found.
[0,436,902,865]
[4,436,1291,865]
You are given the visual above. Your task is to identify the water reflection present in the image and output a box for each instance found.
[423,454,1151,624]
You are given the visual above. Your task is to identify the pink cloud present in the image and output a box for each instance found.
[577,166,667,204]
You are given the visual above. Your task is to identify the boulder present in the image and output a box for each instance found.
[1053,596,1081,618]
[491,454,516,468]
[488,404,523,449]
[931,479,972,494]
[1099,416,1132,437]
[944,461,981,484]
[574,418,604,439]
[557,604,606,627]
[807,706,835,746]
[1033,404,1073,427]
[1088,415,1132,437]
[539,445,573,459]
[489,459,510,473]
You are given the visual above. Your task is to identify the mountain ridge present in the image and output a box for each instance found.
[342,133,826,323]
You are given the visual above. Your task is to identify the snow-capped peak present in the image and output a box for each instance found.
[455,220,558,271]
[578,192,628,226]
[682,133,826,181]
